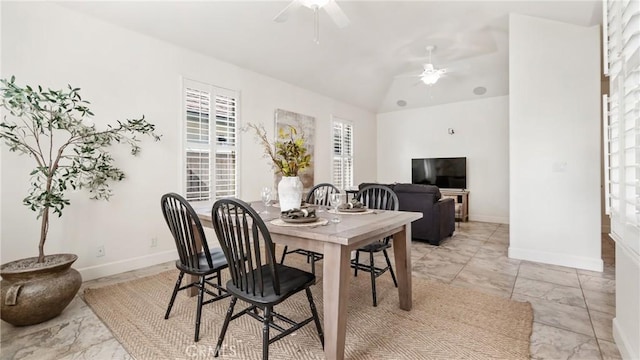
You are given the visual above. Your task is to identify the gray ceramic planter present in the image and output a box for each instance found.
[0,253,82,326]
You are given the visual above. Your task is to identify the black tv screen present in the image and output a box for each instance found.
[411,157,467,189]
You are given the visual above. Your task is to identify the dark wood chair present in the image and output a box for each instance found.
[160,192,230,342]
[211,198,324,360]
[351,185,400,306]
[279,183,339,275]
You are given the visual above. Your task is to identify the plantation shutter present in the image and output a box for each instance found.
[332,118,354,189]
[184,80,239,201]
[605,0,640,254]
[185,88,211,201]
[214,94,237,198]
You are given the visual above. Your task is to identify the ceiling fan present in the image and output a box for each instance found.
[418,46,447,85]
[273,0,350,44]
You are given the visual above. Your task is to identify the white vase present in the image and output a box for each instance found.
[278,176,303,211]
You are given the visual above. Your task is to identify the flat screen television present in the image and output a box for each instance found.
[411,157,467,189]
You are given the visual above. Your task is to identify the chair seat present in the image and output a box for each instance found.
[176,248,228,275]
[357,240,391,253]
[226,264,315,306]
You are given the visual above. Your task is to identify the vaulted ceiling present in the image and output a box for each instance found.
[58,1,602,113]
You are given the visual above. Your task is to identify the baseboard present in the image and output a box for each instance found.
[508,246,603,271]
[77,250,176,281]
[613,317,638,360]
[469,214,509,224]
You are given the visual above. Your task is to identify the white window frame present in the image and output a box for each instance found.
[332,116,354,190]
[182,78,240,202]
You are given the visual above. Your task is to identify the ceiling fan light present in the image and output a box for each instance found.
[301,0,330,9]
[421,72,440,85]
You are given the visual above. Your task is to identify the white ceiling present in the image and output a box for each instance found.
[58,0,602,113]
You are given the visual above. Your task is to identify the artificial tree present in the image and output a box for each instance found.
[0,76,161,264]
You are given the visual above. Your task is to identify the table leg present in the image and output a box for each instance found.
[392,224,412,310]
[322,242,351,360]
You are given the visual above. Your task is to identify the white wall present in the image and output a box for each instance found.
[508,14,602,271]
[0,2,376,280]
[377,96,510,224]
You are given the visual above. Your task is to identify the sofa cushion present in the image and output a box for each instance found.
[358,182,394,190]
[392,183,442,201]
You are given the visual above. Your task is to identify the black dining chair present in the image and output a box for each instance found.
[279,183,339,275]
[351,185,400,306]
[211,198,324,360]
[160,192,230,342]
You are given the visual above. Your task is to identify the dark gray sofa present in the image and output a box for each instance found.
[358,183,455,245]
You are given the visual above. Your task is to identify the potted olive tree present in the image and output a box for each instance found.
[0,76,161,326]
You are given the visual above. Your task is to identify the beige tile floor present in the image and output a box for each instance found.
[0,222,621,359]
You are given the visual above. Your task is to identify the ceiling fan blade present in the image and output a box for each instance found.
[323,0,350,28]
[394,72,421,79]
[273,0,302,23]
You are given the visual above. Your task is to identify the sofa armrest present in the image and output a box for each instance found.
[435,198,456,241]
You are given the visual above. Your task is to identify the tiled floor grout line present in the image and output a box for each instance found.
[509,261,522,299]
[578,269,605,359]
[448,232,484,281]
[449,225,501,286]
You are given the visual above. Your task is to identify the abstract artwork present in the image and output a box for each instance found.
[274,109,315,192]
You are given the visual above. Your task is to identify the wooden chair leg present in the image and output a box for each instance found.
[194,276,206,342]
[354,251,360,277]
[369,252,377,307]
[280,246,289,264]
[306,288,324,347]
[263,306,272,360]
[215,297,238,357]
[164,271,185,319]
[383,249,398,287]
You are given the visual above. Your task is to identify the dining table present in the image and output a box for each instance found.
[193,201,422,360]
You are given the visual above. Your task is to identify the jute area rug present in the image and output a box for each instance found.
[84,259,533,360]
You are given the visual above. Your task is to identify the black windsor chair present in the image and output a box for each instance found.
[211,198,324,360]
[279,183,339,275]
[160,192,230,342]
[352,185,400,306]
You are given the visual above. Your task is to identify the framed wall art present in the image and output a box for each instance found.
[274,108,315,192]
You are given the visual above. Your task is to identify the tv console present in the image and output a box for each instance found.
[440,189,469,222]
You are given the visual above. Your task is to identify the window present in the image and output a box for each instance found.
[605,0,639,254]
[332,118,353,189]
[184,79,239,201]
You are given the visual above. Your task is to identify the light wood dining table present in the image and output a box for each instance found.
[193,202,422,360]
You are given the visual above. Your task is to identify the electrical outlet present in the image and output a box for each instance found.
[151,237,158,248]
[96,245,105,257]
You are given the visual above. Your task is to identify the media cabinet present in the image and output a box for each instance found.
[440,189,469,222]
